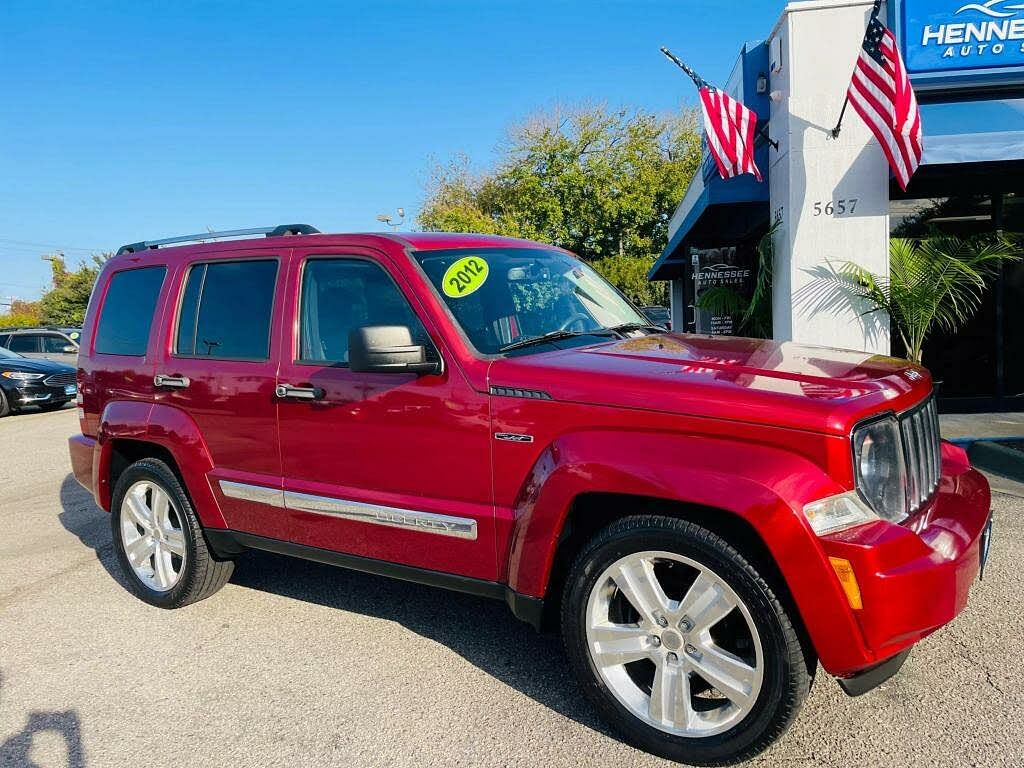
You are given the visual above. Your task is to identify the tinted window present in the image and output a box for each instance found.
[42,334,72,353]
[7,335,39,353]
[299,259,429,364]
[176,260,278,360]
[95,267,167,356]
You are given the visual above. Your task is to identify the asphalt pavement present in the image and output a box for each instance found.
[1,407,1022,767]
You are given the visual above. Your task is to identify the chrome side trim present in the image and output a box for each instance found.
[284,491,477,541]
[217,480,477,541]
[219,480,285,508]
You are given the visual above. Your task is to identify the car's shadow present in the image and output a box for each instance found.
[57,474,611,737]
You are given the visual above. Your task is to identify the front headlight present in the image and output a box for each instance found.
[852,415,907,523]
[1,371,45,381]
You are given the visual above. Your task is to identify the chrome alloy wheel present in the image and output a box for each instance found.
[119,480,187,592]
[585,550,764,737]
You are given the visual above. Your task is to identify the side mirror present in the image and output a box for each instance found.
[62,345,77,354]
[348,326,440,375]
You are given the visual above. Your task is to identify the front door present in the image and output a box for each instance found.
[271,248,495,580]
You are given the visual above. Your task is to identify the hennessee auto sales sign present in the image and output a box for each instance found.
[902,0,1024,72]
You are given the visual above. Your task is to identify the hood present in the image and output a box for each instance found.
[487,334,932,435]
[0,356,76,375]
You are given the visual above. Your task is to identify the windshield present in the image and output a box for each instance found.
[0,346,23,359]
[414,247,650,355]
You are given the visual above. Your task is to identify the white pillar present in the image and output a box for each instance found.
[670,278,686,332]
[768,0,891,354]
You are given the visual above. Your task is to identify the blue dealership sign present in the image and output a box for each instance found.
[897,0,1024,86]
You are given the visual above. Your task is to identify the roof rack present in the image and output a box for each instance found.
[116,224,320,255]
[0,325,78,333]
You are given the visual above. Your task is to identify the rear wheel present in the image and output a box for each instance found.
[562,515,811,765]
[110,458,234,608]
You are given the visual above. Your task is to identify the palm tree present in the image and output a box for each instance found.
[836,235,1019,365]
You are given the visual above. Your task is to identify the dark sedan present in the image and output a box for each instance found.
[0,345,77,417]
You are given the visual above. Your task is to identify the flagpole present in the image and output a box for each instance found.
[659,46,706,89]
[659,47,778,151]
[830,96,850,139]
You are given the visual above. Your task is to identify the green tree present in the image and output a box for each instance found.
[38,254,110,326]
[0,299,42,329]
[418,103,702,300]
[591,254,666,306]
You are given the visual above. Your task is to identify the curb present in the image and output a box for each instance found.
[966,440,1024,484]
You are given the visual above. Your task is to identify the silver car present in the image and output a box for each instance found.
[0,327,81,366]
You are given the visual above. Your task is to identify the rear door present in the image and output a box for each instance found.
[6,333,42,359]
[152,251,285,525]
[269,247,495,580]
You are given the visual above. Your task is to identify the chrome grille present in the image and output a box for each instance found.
[899,395,941,514]
[43,372,76,387]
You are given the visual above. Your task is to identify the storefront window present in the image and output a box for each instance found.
[889,191,1024,408]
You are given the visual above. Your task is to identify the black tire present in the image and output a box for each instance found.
[110,458,234,608]
[0,389,10,417]
[561,515,811,766]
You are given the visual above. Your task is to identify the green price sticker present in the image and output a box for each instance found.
[442,256,489,298]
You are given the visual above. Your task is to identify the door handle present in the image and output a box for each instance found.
[275,383,323,401]
[154,374,190,389]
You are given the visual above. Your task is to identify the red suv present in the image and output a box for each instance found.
[69,225,992,764]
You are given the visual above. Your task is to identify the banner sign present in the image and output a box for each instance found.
[899,0,1024,75]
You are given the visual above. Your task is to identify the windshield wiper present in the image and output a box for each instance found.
[498,329,614,353]
[603,322,666,336]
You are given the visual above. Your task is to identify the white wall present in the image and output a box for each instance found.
[768,0,891,354]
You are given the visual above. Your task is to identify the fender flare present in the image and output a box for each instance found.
[503,429,872,673]
[96,401,226,528]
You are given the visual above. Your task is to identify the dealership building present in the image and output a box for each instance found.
[650,0,1024,411]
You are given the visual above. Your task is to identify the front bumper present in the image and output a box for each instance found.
[819,441,991,677]
[5,380,77,407]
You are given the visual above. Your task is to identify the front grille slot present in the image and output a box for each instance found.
[43,372,76,387]
[899,395,941,514]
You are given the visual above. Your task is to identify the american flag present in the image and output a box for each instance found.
[698,86,763,182]
[846,1,922,190]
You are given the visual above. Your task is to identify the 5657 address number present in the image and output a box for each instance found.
[812,198,858,217]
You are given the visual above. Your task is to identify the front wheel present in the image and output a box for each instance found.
[562,516,811,765]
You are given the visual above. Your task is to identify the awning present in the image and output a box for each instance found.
[649,150,770,281]
[920,97,1024,166]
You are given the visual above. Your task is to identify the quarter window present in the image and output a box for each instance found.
[94,267,167,356]
[299,258,429,364]
[176,260,278,360]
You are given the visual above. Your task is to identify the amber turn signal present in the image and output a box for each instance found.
[829,557,863,610]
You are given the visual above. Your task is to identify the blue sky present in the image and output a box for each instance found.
[0,0,781,302]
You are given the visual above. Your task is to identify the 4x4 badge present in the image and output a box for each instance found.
[495,432,534,443]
